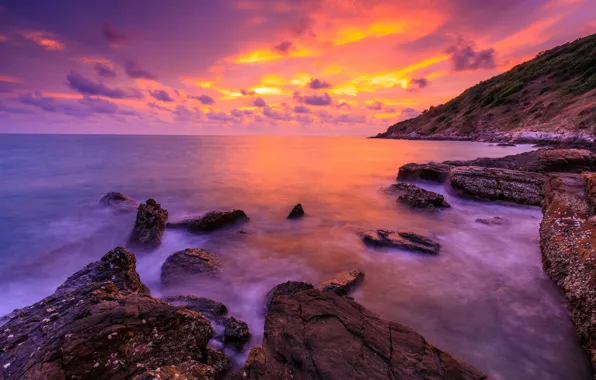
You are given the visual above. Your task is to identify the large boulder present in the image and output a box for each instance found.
[540,173,596,372]
[0,247,229,380]
[234,287,486,380]
[128,199,168,247]
[360,229,440,255]
[397,162,452,182]
[386,183,451,210]
[320,269,364,296]
[448,166,547,206]
[99,192,138,212]
[167,210,249,233]
[263,281,314,313]
[161,248,221,288]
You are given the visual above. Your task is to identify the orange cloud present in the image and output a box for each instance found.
[231,44,316,64]
[22,31,65,51]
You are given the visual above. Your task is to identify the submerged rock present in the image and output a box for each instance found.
[0,247,229,380]
[448,166,547,206]
[287,203,305,219]
[475,216,506,225]
[167,209,249,233]
[360,229,440,254]
[128,199,168,247]
[99,191,138,212]
[387,183,451,209]
[161,248,221,288]
[263,281,314,313]
[320,269,364,296]
[224,316,251,345]
[235,287,487,380]
[397,162,452,182]
[540,173,596,372]
[163,295,228,324]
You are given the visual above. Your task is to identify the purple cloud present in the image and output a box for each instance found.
[94,63,117,79]
[125,60,156,80]
[335,113,366,124]
[402,107,421,119]
[272,41,294,55]
[173,105,202,121]
[17,92,134,117]
[206,110,235,121]
[263,107,291,120]
[0,80,17,93]
[308,78,331,90]
[78,96,137,115]
[103,23,127,44]
[367,101,383,111]
[147,102,170,111]
[18,92,56,111]
[301,93,332,106]
[293,105,311,114]
[409,78,428,89]
[231,108,253,117]
[336,101,350,110]
[447,39,496,71]
[66,71,142,99]
[190,94,215,105]
[241,89,257,96]
[253,97,267,107]
[149,89,174,102]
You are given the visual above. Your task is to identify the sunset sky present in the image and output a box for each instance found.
[0,0,594,135]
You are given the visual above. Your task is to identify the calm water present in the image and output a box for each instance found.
[0,134,591,379]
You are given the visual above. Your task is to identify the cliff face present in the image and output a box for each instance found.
[376,33,596,142]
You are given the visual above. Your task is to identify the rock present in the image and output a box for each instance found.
[99,191,138,212]
[448,166,547,206]
[287,203,305,219]
[167,210,249,233]
[360,229,440,255]
[387,183,451,209]
[235,287,487,380]
[475,216,506,225]
[540,173,596,372]
[161,248,221,288]
[163,295,228,324]
[263,281,314,313]
[397,162,452,182]
[0,247,229,380]
[496,143,516,147]
[224,316,251,345]
[320,269,364,296]
[128,199,168,247]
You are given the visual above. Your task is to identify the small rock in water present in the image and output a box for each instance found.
[397,162,452,183]
[287,203,305,219]
[167,209,249,233]
[161,248,221,288]
[360,229,440,255]
[163,295,228,324]
[320,269,364,296]
[496,143,516,147]
[128,198,168,247]
[264,281,314,313]
[99,191,138,212]
[475,216,506,225]
[386,183,451,209]
[224,316,251,345]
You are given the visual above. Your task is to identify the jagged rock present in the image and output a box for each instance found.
[287,203,305,219]
[99,192,138,212]
[386,183,451,209]
[128,199,168,247]
[397,162,452,182]
[163,295,228,324]
[234,287,487,380]
[167,210,249,233]
[161,248,221,288]
[0,247,229,380]
[263,281,314,313]
[448,166,547,206]
[320,269,364,296]
[475,216,506,225]
[540,174,596,372]
[360,229,440,254]
[224,316,251,345]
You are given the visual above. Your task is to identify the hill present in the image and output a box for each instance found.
[375,33,596,142]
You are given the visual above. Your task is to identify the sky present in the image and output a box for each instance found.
[0,0,594,136]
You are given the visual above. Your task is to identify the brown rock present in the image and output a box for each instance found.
[287,203,305,219]
[224,316,251,345]
[387,183,451,209]
[161,248,221,288]
[128,199,168,247]
[397,162,452,182]
[360,229,440,254]
[320,269,364,296]
[263,281,314,313]
[167,210,249,233]
[100,192,138,212]
[163,295,228,324]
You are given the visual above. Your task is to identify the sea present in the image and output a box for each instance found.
[0,134,592,379]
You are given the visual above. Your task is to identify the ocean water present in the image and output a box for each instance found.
[0,134,591,379]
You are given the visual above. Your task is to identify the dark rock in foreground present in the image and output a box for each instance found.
[161,248,221,288]
[475,216,506,225]
[387,183,451,209]
[224,316,251,345]
[128,199,168,247]
[235,287,487,380]
[287,203,305,219]
[0,247,229,379]
[167,210,249,233]
[448,166,547,206]
[320,269,364,296]
[397,162,452,182]
[263,281,314,313]
[99,191,138,212]
[163,295,228,324]
[540,173,596,372]
[361,229,440,254]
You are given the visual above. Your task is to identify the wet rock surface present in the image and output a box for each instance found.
[224,316,251,345]
[234,287,487,380]
[387,183,451,209]
[540,173,596,373]
[287,203,305,219]
[0,247,229,380]
[161,248,221,288]
[475,216,506,225]
[263,281,314,313]
[167,210,249,233]
[360,229,440,254]
[397,162,452,182]
[99,191,138,212]
[448,166,547,206]
[320,269,364,296]
[128,199,168,247]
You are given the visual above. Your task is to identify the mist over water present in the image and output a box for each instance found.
[0,134,591,379]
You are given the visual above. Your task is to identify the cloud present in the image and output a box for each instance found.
[125,60,156,80]
[66,71,142,99]
[189,94,215,105]
[0,100,33,114]
[0,80,17,93]
[22,31,64,51]
[173,105,202,122]
[293,105,311,114]
[308,78,332,90]
[206,110,236,121]
[18,92,58,111]
[103,23,127,44]
[409,78,428,89]
[147,102,171,111]
[367,101,384,111]
[335,113,366,124]
[78,96,137,115]
[295,92,332,106]
[241,89,257,96]
[271,41,294,55]
[17,92,135,117]
[263,107,291,120]
[231,108,253,117]
[149,89,174,102]
[94,63,117,79]
[337,101,350,110]
[253,97,267,107]
[446,39,496,71]
[401,107,421,119]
